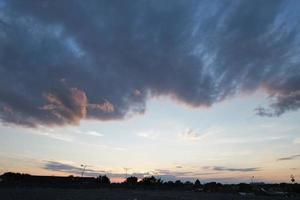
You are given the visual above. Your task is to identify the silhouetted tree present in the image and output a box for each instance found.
[183,181,194,190]
[238,183,253,192]
[174,180,183,187]
[156,178,163,185]
[125,176,138,185]
[164,180,174,187]
[139,176,157,186]
[97,175,110,184]
[195,179,201,187]
[204,182,223,192]
[291,175,295,183]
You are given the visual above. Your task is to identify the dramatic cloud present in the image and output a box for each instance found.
[0,0,300,126]
[277,154,300,161]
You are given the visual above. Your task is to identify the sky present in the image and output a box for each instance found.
[0,0,300,183]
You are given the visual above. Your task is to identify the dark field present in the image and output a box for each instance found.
[1,188,299,200]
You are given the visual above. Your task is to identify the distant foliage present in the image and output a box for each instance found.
[125,176,138,185]
[195,179,201,187]
[139,176,158,186]
[174,180,183,187]
[97,175,110,184]
[1,172,300,194]
[291,175,295,183]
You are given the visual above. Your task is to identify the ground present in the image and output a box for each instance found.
[1,188,300,200]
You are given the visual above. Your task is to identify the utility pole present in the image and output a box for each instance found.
[123,167,131,178]
[81,164,87,177]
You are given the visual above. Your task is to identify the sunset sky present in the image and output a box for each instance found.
[0,0,299,183]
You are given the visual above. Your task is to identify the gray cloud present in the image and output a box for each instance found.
[0,0,300,127]
[43,161,209,181]
[42,161,193,181]
[151,169,223,182]
[277,154,300,161]
[43,161,106,177]
[43,161,148,179]
[43,160,151,179]
[153,169,192,176]
[206,166,260,172]
[42,161,261,183]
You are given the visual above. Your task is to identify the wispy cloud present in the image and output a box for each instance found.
[75,129,103,137]
[40,160,260,182]
[179,129,201,141]
[152,169,192,176]
[86,131,103,137]
[150,169,200,181]
[42,161,220,182]
[29,126,73,142]
[42,161,106,177]
[277,154,300,161]
[43,161,148,179]
[137,131,159,140]
[294,138,300,144]
[204,166,260,172]
[208,134,286,145]
[178,128,216,142]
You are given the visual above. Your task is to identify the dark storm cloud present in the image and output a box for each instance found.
[0,0,300,126]
[277,154,300,161]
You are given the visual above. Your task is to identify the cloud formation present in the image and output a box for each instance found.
[42,161,195,181]
[205,166,260,172]
[179,129,201,141]
[277,154,300,161]
[137,131,159,140]
[0,0,300,126]
[43,161,106,177]
[42,161,259,183]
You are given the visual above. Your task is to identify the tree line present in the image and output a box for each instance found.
[0,172,299,194]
